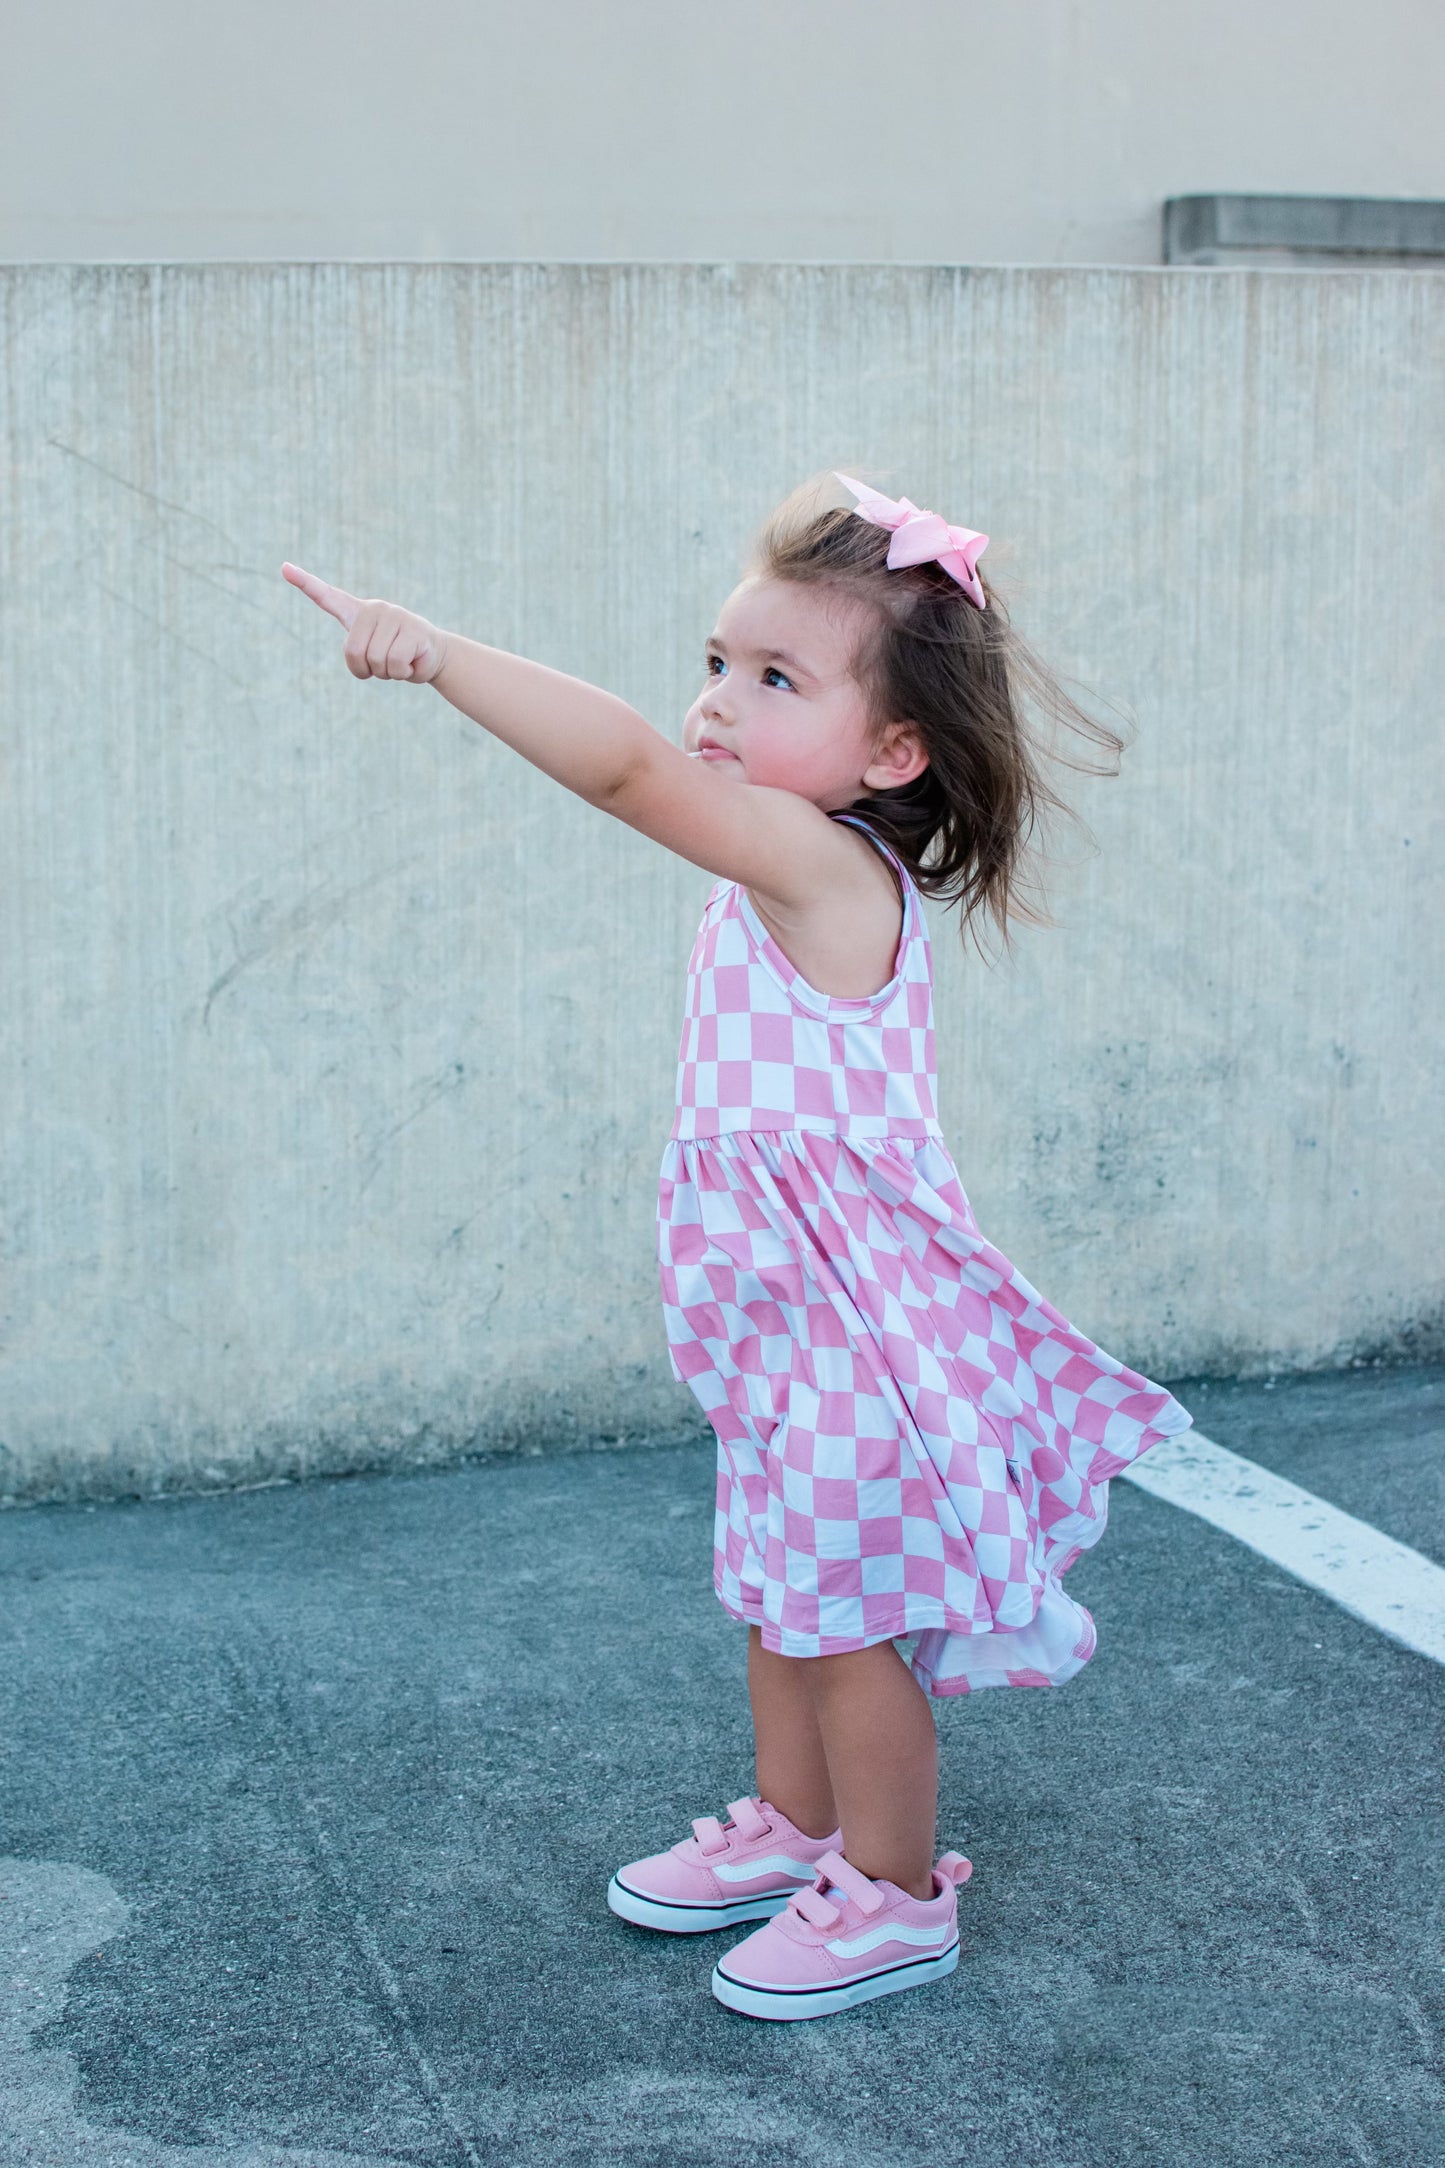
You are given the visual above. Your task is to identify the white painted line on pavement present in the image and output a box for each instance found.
[1120,1428,1445,1667]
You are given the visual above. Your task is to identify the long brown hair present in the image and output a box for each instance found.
[751,479,1127,951]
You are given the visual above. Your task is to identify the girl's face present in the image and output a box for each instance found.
[682,576,927,808]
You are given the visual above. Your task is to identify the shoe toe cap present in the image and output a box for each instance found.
[716,1917,825,1991]
[615,1851,717,1906]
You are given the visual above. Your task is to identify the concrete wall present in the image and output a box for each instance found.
[1,262,1442,1503]
[4,1,1445,268]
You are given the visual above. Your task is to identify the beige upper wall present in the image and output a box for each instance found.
[5,0,1443,266]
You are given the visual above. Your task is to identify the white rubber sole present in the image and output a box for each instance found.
[711,1937,960,2020]
[606,1873,797,1935]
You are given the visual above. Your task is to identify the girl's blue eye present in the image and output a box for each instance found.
[705,653,793,690]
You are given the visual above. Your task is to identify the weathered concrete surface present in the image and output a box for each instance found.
[1,264,1442,1500]
[0,1366,1441,2167]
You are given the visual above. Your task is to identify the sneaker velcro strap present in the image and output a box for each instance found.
[726,1797,769,1842]
[691,1815,728,1855]
[814,1850,885,1916]
[790,1884,843,1929]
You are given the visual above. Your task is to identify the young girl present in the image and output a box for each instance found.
[282,473,1192,2024]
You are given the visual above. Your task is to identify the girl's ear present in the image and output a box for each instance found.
[862,722,930,793]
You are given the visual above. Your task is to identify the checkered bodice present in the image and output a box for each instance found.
[669,812,941,1141]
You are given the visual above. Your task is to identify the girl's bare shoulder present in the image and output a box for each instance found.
[744,824,905,1000]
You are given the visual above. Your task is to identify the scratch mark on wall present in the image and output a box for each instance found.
[160,551,304,639]
[94,579,254,693]
[357,1063,470,1192]
[201,856,427,1028]
[46,434,241,550]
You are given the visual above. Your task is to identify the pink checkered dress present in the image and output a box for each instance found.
[656,811,1193,1695]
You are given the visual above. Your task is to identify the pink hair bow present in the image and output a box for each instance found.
[835,472,989,610]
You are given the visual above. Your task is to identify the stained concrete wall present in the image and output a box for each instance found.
[5,1,1445,267]
[1,263,1442,1503]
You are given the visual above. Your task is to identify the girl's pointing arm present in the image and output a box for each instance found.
[431,632,655,806]
[281,562,659,807]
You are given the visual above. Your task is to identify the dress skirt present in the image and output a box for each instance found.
[657,1124,1193,1696]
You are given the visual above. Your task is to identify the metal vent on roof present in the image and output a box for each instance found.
[1163,194,1445,267]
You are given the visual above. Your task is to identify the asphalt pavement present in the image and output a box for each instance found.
[2,1363,1442,2168]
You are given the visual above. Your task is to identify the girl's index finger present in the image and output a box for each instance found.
[280,561,361,630]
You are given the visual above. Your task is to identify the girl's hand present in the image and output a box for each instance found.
[280,562,451,684]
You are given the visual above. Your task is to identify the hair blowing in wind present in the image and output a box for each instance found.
[753,478,1128,951]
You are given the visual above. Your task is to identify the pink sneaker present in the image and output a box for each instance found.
[607,1797,842,1934]
[711,1847,972,2020]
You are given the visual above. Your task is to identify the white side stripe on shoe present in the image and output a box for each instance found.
[825,1923,954,1958]
[714,1854,820,1883]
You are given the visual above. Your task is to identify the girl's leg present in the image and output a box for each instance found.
[809,1640,938,1899]
[747,1626,838,1839]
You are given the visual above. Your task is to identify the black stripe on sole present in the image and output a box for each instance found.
[714,1940,960,1997]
